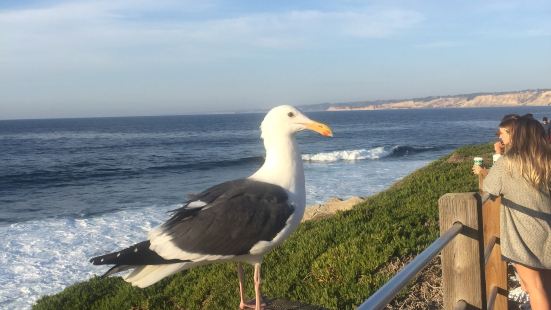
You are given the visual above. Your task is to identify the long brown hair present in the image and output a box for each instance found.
[500,114,551,191]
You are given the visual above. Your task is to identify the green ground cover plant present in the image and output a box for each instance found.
[34,144,493,310]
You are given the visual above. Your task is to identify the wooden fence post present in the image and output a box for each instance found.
[482,196,508,310]
[439,193,486,309]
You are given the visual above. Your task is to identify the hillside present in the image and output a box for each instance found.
[33,144,493,310]
[300,89,551,112]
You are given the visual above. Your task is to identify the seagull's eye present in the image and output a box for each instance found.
[287,112,295,118]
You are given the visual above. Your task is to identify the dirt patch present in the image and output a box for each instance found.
[381,257,526,309]
[383,256,443,310]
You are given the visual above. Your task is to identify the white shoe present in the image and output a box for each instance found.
[509,286,530,309]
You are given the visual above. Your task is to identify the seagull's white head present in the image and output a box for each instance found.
[260,105,333,139]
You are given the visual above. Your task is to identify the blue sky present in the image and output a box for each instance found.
[1,0,550,119]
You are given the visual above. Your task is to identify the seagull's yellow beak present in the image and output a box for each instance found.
[305,121,333,137]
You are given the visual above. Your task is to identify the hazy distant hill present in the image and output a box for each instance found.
[299,89,551,112]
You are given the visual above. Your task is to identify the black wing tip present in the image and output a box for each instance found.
[90,256,105,265]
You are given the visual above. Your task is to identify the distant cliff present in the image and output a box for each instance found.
[303,89,551,111]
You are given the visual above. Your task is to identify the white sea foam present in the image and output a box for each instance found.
[302,147,390,162]
[304,157,430,204]
[0,205,177,310]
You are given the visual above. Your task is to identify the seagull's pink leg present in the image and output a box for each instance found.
[254,263,263,310]
[237,263,250,310]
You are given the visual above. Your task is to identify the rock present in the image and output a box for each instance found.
[303,196,365,222]
[446,153,467,163]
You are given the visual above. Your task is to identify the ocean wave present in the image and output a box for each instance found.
[0,156,265,191]
[302,147,389,162]
[1,146,439,189]
[390,145,437,157]
[302,146,437,162]
[145,156,264,172]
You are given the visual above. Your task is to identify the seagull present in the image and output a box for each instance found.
[90,105,333,310]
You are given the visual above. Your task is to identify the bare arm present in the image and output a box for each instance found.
[472,165,488,177]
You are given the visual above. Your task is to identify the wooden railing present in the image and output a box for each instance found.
[439,192,507,309]
[358,191,508,310]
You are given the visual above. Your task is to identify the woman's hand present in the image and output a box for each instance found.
[472,164,488,177]
[494,141,504,154]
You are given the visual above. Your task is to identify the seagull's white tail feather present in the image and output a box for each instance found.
[124,263,187,288]
[123,260,212,288]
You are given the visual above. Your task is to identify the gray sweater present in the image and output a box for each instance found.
[483,157,551,269]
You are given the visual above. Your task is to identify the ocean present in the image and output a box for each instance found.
[1,106,549,309]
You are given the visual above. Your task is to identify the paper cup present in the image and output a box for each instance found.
[473,156,483,166]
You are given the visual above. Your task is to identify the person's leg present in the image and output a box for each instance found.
[513,263,528,291]
[514,264,551,310]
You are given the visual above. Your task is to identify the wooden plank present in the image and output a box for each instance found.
[482,196,508,310]
[439,193,485,310]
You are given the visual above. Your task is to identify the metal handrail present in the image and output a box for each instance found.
[357,222,464,310]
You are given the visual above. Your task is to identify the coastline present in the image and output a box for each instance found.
[322,89,551,112]
[327,104,551,112]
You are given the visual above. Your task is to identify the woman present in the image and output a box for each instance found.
[473,114,551,310]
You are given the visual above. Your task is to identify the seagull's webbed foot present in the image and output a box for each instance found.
[239,297,266,310]
[239,301,265,310]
